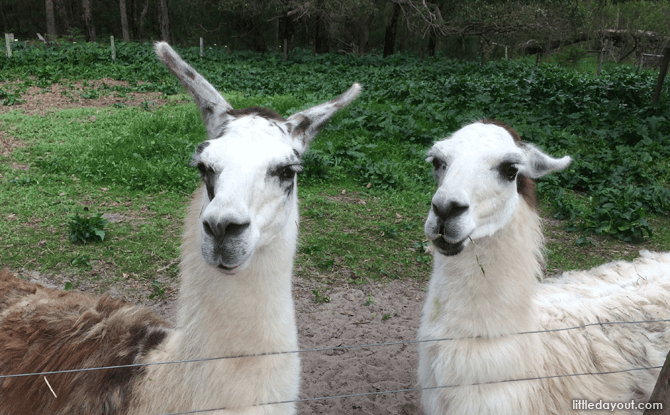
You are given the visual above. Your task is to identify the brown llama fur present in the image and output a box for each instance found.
[0,269,169,415]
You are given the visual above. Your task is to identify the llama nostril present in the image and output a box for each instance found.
[203,218,250,242]
[225,222,250,238]
[432,201,469,221]
[203,220,215,237]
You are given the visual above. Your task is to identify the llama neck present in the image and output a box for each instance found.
[132,189,300,413]
[427,201,543,337]
[173,189,299,358]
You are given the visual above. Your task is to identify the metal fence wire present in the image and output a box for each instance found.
[2,318,669,414]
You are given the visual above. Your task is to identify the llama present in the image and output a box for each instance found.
[0,42,361,415]
[417,119,670,415]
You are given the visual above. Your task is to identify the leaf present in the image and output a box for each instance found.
[64,282,72,291]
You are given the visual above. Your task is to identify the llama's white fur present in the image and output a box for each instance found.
[417,120,670,415]
[0,43,360,415]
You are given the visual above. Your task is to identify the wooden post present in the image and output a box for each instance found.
[110,36,116,62]
[643,349,670,414]
[504,45,508,61]
[597,48,604,76]
[283,38,287,61]
[652,45,670,104]
[200,38,203,58]
[638,53,645,73]
[4,33,11,58]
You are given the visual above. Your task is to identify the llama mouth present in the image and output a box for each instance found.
[431,236,466,256]
[217,263,239,273]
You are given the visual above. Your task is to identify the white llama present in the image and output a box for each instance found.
[417,119,670,415]
[0,42,361,415]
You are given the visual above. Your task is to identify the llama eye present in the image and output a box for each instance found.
[505,165,518,181]
[276,165,302,181]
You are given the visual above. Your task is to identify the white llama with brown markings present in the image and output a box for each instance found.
[417,119,670,415]
[0,42,361,415]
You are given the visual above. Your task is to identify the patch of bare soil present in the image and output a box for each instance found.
[18,267,427,414]
[0,130,25,158]
[0,78,184,115]
[295,278,426,415]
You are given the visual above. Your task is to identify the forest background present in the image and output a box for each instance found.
[3,0,670,67]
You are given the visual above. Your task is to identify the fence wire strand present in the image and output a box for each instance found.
[1,318,669,380]
[157,364,664,415]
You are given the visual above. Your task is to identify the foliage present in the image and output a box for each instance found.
[312,289,331,304]
[2,42,670,246]
[67,210,108,243]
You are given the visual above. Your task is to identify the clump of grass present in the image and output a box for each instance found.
[67,211,108,243]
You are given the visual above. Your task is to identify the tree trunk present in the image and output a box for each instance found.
[383,2,400,58]
[137,0,149,43]
[119,0,130,42]
[158,0,170,43]
[652,45,670,104]
[54,0,71,35]
[273,19,279,53]
[82,0,96,41]
[281,13,294,58]
[359,12,374,56]
[0,1,7,34]
[428,30,437,57]
[45,0,57,39]
[314,13,329,54]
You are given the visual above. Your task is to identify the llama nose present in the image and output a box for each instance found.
[432,201,469,222]
[202,218,250,245]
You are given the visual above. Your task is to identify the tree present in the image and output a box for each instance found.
[120,0,130,42]
[158,0,171,43]
[54,0,71,35]
[45,0,57,38]
[383,1,400,57]
[82,0,96,41]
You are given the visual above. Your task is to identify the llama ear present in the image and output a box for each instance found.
[521,143,572,178]
[285,83,362,154]
[155,42,232,140]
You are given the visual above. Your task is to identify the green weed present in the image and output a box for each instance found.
[67,211,108,243]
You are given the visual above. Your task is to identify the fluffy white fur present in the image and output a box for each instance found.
[417,120,670,415]
[128,44,360,415]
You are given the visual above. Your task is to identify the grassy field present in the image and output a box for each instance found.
[1,43,669,299]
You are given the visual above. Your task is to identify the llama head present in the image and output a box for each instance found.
[425,119,571,256]
[155,42,361,273]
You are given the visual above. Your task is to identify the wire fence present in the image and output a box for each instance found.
[157,365,664,415]
[3,318,669,414]
[3,317,669,381]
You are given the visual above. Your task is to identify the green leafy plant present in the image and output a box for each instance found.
[148,280,167,299]
[365,294,373,306]
[71,253,92,269]
[67,211,108,243]
[379,225,398,237]
[312,289,330,304]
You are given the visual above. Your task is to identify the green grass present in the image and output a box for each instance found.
[1,45,669,296]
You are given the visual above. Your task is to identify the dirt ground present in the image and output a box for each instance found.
[3,86,429,414]
[21,269,427,414]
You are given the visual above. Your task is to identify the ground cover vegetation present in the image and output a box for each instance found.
[0,42,669,297]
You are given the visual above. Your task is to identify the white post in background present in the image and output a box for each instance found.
[110,35,116,62]
[5,33,12,58]
[200,38,204,57]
